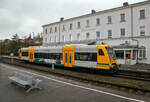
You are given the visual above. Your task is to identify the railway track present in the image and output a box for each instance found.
[111,74,150,82]
[1,56,150,95]
[111,70,150,82]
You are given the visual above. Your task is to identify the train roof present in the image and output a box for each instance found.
[21,44,111,52]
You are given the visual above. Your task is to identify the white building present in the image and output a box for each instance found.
[42,1,150,65]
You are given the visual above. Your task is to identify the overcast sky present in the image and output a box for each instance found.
[0,0,145,40]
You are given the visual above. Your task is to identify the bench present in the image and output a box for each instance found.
[9,72,42,92]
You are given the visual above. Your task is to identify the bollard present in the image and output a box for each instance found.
[10,53,14,64]
[11,57,13,63]
[52,64,54,70]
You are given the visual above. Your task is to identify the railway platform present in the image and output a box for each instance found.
[120,64,150,72]
[0,63,149,102]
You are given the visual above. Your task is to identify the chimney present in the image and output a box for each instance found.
[123,2,129,6]
[91,9,96,14]
[60,17,64,21]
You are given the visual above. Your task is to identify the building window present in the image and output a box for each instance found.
[69,34,72,41]
[96,31,100,39]
[62,35,65,42]
[55,27,57,32]
[62,25,65,31]
[108,16,112,23]
[70,24,72,30]
[140,26,145,36]
[140,9,145,19]
[50,28,52,33]
[115,50,124,59]
[45,38,47,43]
[139,46,146,58]
[86,20,90,27]
[108,30,112,38]
[77,33,80,40]
[120,13,125,22]
[132,50,136,60]
[45,28,47,34]
[86,32,90,39]
[77,22,81,28]
[96,18,100,25]
[120,28,125,37]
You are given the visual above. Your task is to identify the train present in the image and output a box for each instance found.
[18,44,119,73]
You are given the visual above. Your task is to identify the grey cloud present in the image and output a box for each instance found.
[0,0,145,39]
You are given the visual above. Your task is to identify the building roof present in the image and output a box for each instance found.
[42,0,150,27]
[113,45,137,49]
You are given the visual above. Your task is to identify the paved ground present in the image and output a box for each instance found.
[0,63,149,102]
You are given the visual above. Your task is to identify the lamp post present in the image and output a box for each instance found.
[0,40,2,58]
[132,39,139,64]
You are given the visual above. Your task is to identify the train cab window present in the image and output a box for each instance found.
[106,47,116,59]
[99,49,104,56]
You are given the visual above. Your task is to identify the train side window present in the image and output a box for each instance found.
[58,53,62,59]
[22,52,28,56]
[35,53,37,58]
[99,49,104,56]
[75,53,97,61]
[38,53,40,58]
[69,54,71,63]
[92,53,97,61]
[45,53,48,59]
[39,53,42,58]
[48,53,51,59]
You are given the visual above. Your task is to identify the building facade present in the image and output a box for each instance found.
[42,1,150,65]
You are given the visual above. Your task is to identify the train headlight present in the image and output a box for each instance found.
[110,66,113,69]
[118,64,121,67]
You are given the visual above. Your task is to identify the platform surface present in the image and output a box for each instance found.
[0,63,149,102]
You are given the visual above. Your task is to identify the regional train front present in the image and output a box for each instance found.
[97,45,119,73]
[106,46,119,72]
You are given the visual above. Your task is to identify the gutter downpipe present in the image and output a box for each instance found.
[131,6,133,39]
[58,22,61,45]
[131,6,139,64]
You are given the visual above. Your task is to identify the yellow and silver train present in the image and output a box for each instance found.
[19,45,119,73]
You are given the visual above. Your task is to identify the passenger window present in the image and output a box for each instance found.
[30,53,33,59]
[69,54,71,63]
[99,49,104,56]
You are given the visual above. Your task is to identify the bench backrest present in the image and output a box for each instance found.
[14,72,36,84]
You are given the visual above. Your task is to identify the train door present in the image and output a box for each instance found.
[125,50,131,65]
[63,46,75,67]
[97,45,110,69]
[28,48,34,62]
